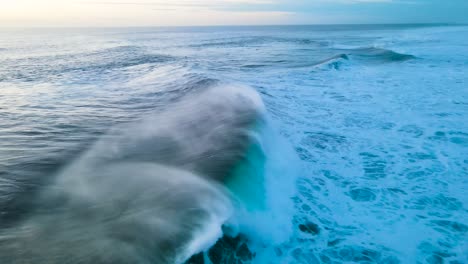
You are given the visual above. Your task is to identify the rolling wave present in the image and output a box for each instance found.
[311,47,415,71]
[190,36,326,49]
[0,46,174,83]
[311,54,349,70]
[346,47,416,62]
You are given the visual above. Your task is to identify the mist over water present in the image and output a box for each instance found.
[0,24,467,263]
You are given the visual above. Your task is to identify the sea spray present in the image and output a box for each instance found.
[0,84,266,264]
[207,118,300,263]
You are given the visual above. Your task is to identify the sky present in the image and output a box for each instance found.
[0,0,467,27]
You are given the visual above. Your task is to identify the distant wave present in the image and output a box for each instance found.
[190,36,326,49]
[310,48,415,71]
[189,37,264,48]
[241,60,287,69]
[346,47,416,62]
[0,45,174,83]
[311,54,349,70]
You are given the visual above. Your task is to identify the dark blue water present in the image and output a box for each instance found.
[1,25,467,263]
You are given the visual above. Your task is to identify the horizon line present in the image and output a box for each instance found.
[0,22,465,29]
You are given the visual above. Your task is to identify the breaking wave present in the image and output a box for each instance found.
[0,83,298,264]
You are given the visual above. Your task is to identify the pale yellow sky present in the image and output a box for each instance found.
[0,0,297,27]
[4,0,462,27]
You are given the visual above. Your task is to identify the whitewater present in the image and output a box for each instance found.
[0,24,467,263]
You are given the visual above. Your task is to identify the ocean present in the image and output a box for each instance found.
[0,24,467,263]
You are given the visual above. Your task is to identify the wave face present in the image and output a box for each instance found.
[345,47,416,62]
[1,24,468,263]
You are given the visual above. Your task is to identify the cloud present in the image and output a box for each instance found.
[79,0,278,13]
[84,0,274,7]
[80,0,420,15]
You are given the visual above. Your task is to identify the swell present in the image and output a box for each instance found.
[311,47,415,71]
[189,36,327,49]
[0,45,175,83]
[345,47,416,62]
[311,54,349,70]
[239,47,414,72]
